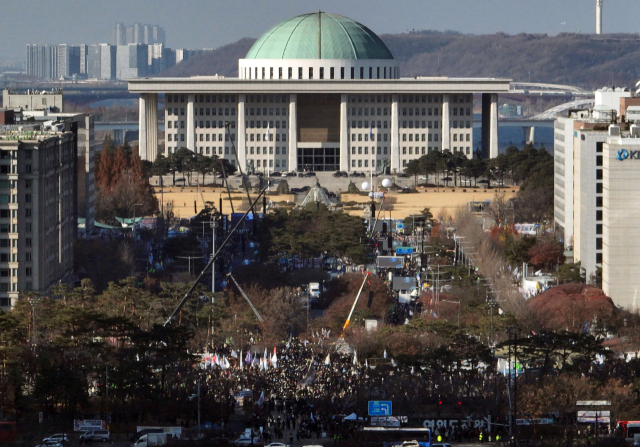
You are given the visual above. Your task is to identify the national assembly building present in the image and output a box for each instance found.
[129,12,510,173]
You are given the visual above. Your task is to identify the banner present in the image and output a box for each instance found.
[74,420,105,432]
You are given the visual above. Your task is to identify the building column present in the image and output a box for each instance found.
[138,93,158,161]
[186,93,195,151]
[237,94,246,172]
[288,94,297,171]
[442,94,450,152]
[138,95,147,159]
[390,94,399,173]
[340,94,349,171]
[490,93,499,158]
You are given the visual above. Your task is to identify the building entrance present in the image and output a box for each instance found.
[297,147,340,172]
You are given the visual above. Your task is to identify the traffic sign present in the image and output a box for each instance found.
[578,416,611,423]
[396,247,414,255]
[577,411,610,417]
[368,401,392,416]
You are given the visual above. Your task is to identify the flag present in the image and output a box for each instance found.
[391,358,397,367]
[411,366,415,374]
[271,351,277,368]
[365,359,369,368]
[257,391,265,406]
[324,353,331,365]
[231,350,238,358]
[310,412,315,423]
[353,350,358,366]
[384,349,387,359]
[264,347,268,358]
[498,308,504,315]
[239,351,243,370]
[245,350,252,365]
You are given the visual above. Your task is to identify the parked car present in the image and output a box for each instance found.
[397,173,409,178]
[297,172,305,177]
[332,171,347,178]
[43,435,68,445]
[304,171,316,177]
[79,430,110,443]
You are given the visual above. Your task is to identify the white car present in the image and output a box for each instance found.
[43,435,69,444]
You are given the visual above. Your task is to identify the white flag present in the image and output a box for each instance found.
[353,350,358,365]
[324,353,331,365]
[391,358,397,367]
[384,349,388,359]
[271,351,278,368]
[231,350,238,358]
[239,351,243,370]
[264,347,268,358]
[365,359,369,368]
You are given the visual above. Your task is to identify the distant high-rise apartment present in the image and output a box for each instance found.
[114,22,126,46]
[87,44,116,80]
[116,44,148,79]
[26,44,82,80]
[116,22,165,45]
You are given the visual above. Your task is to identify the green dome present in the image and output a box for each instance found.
[245,12,394,60]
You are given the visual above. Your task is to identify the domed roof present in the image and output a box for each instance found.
[245,12,394,60]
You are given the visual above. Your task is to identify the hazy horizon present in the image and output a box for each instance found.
[1,0,639,59]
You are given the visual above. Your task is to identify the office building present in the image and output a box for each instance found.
[602,130,640,309]
[0,125,77,310]
[129,12,507,170]
[2,88,63,111]
[554,84,640,309]
[554,87,633,280]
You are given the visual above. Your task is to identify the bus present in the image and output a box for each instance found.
[616,420,640,443]
[0,422,17,443]
[360,427,431,447]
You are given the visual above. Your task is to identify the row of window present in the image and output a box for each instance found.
[246,95,289,103]
[0,252,32,262]
[166,94,236,103]
[0,209,32,218]
[246,121,287,129]
[402,146,471,156]
[244,65,398,80]
[246,108,287,117]
[248,159,288,168]
[351,147,389,155]
[168,133,235,142]
[248,147,287,155]
[248,133,286,142]
[351,159,388,168]
[352,133,388,142]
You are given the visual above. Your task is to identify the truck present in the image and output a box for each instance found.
[133,433,168,447]
[308,282,321,300]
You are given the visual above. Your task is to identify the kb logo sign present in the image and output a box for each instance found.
[617,149,640,161]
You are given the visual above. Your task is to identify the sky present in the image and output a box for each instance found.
[1,0,639,59]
